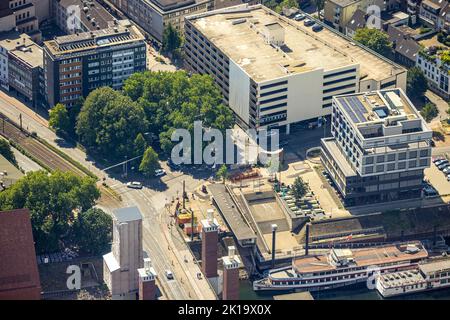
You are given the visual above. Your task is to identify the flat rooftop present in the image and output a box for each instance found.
[335,89,420,125]
[322,138,356,177]
[44,24,145,57]
[187,4,405,82]
[208,183,257,242]
[419,258,450,275]
[10,43,43,68]
[292,242,428,274]
[58,0,115,31]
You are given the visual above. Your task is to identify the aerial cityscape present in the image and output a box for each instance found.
[3,0,450,306]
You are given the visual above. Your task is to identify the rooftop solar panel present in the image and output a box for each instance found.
[347,96,367,123]
[338,97,360,123]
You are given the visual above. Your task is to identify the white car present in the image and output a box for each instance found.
[444,167,450,174]
[165,270,174,280]
[447,174,450,181]
[126,181,143,189]
[154,169,166,177]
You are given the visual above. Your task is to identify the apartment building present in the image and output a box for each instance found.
[109,0,214,42]
[43,22,146,107]
[406,0,422,24]
[419,0,449,30]
[8,0,43,42]
[0,31,43,106]
[184,5,407,133]
[324,0,399,33]
[52,0,116,34]
[0,1,15,32]
[321,88,432,206]
[416,46,450,99]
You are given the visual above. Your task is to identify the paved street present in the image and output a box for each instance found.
[0,91,216,300]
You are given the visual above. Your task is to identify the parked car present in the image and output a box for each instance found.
[443,167,450,174]
[165,270,174,280]
[294,13,306,21]
[312,24,323,32]
[126,181,143,189]
[155,169,166,177]
[438,163,450,170]
[423,186,438,197]
[447,174,450,181]
[304,19,315,26]
[433,156,445,163]
[435,159,449,167]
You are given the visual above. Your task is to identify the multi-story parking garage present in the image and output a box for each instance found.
[184,4,407,133]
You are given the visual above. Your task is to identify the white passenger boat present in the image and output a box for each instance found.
[376,257,450,298]
[253,242,428,292]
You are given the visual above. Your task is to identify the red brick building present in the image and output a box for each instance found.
[201,214,219,278]
[0,208,41,300]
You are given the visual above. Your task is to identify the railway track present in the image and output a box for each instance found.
[0,114,86,177]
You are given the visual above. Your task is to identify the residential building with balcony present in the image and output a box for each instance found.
[43,22,146,107]
[406,0,422,24]
[416,46,450,99]
[184,4,407,133]
[419,0,448,29]
[321,88,432,206]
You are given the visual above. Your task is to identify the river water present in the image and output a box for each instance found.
[239,280,450,300]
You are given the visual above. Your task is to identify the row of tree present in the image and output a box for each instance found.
[0,170,111,254]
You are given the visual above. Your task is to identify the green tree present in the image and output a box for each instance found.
[162,24,182,55]
[216,164,228,183]
[353,28,392,57]
[49,103,70,135]
[292,176,309,201]
[0,139,16,165]
[274,0,298,13]
[407,67,428,98]
[0,170,100,253]
[133,133,148,157]
[263,0,279,10]
[76,87,148,160]
[139,147,159,177]
[72,208,112,254]
[420,103,439,122]
[313,0,325,19]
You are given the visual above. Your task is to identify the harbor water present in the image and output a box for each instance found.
[239,280,450,300]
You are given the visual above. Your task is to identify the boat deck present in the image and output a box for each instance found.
[378,269,425,289]
[292,242,428,274]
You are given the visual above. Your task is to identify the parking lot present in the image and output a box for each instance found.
[425,156,450,197]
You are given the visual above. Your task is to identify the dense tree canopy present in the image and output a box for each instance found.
[72,208,112,254]
[0,170,101,253]
[123,71,234,155]
[76,87,149,160]
[353,28,392,57]
[0,139,16,166]
[407,67,428,98]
